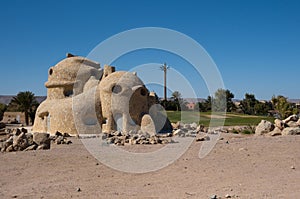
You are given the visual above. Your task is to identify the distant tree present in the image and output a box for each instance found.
[271,95,297,119]
[197,96,212,112]
[0,103,7,121]
[212,89,235,112]
[171,91,183,111]
[240,93,272,116]
[205,96,212,111]
[240,93,257,115]
[254,101,273,116]
[11,91,39,125]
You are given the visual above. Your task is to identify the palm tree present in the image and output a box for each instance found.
[171,91,182,111]
[11,91,39,125]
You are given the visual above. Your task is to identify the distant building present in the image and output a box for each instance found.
[2,112,25,124]
[186,102,195,110]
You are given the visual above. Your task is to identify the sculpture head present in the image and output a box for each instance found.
[45,54,101,99]
[99,71,149,132]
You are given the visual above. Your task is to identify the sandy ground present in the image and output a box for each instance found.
[0,133,299,199]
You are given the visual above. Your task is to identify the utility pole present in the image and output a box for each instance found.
[160,63,170,101]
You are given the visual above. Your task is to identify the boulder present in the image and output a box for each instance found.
[33,132,50,149]
[283,114,299,124]
[286,121,299,128]
[26,133,34,146]
[274,119,284,130]
[141,114,156,136]
[255,120,274,135]
[268,127,282,136]
[281,127,300,136]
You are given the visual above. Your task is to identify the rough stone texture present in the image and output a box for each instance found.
[255,120,274,135]
[101,130,171,146]
[274,119,284,130]
[33,54,172,135]
[281,127,300,136]
[196,135,210,142]
[12,132,28,151]
[268,127,282,136]
[286,121,299,128]
[33,132,50,149]
[140,114,156,136]
[283,114,299,124]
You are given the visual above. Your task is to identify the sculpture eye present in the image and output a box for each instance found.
[49,68,53,75]
[112,84,122,94]
[140,88,147,96]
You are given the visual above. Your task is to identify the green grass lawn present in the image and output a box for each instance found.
[166,111,274,127]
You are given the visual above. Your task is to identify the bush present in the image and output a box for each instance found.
[0,103,7,121]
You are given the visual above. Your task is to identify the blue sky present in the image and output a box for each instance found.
[0,0,299,100]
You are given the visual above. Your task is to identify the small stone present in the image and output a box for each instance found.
[24,144,37,151]
[55,136,64,144]
[21,128,28,134]
[171,121,180,129]
[196,135,210,142]
[196,124,205,133]
[190,122,198,129]
[291,166,295,169]
[66,140,72,144]
[210,195,217,199]
[13,128,21,136]
[225,194,232,198]
[55,131,63,136]
[77,187,81,192]
[6,145,14,152]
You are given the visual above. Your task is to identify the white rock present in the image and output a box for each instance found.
[287,121,299,128]
[173,129,183,136]
[255,120,274,135]
[281,127,300,135]
[274,119,284,130]
[190,122,198,129]
[283,114,299,124]
[267,127,282,136]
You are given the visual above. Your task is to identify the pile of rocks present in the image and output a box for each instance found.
[255,114,300,136]
[50,131,72,145]
[101,130,172,146]
[102,122,214,146]
[0,129,72,153]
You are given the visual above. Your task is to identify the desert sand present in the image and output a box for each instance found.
[0,133,299,199]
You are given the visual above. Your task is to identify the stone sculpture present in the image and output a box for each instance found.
[33,53,172,135]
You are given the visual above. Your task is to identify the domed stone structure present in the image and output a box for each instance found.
[33,53,172,135]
